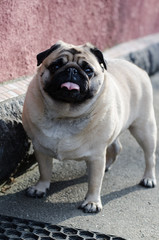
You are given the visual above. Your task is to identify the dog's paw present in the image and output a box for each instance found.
[79,200,102,213]
[140,178,157,188]
[25,181,50,198]
[25,187,48,198]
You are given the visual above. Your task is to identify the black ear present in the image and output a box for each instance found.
[90,48,107,70]
[36,43,61,66]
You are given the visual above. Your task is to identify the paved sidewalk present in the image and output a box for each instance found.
[0,76,32,102]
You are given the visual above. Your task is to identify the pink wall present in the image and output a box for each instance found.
[0,0,159,83]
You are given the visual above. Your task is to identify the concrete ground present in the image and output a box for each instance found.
[0,72,159,240]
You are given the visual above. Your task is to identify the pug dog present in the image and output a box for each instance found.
[22,40,157,213]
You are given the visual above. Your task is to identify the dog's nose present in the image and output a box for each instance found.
[67,67,78,75]
[67,67,78,81]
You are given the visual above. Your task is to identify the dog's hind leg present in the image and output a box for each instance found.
[129,114,157,188]
[26,151,53,198]
[105,138,122,172]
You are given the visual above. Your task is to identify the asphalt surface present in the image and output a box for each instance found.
[0,72,159,240]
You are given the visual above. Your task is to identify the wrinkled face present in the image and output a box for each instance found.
[37,41,107,103]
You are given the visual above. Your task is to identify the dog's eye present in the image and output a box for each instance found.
[84,67,94,78]
[85,68,92,73]
[48,58,64,72]
[54,65,60,70]
[48,63,60,72]
[81,61,94,78]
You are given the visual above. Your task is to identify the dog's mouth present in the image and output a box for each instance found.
[48,80,88,103]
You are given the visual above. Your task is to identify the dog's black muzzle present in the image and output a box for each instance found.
[44,65,93,103]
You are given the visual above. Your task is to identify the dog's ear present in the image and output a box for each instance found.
[90,47,107,70]
[37,43,61,66]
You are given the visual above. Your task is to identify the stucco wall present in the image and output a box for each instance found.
[0,0,159,83]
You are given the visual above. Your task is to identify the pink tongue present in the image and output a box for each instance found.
[61,82,80,91]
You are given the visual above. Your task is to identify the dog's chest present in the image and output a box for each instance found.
[35,116,90,160]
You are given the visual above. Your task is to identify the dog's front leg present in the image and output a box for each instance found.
[79,155,106,213]
[26,151,53,198]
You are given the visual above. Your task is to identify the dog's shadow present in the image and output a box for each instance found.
[102,183,144,205]
[0,174,146,223]
[48,174,88,195]
[49,175,145,204]
[48,174,144,204]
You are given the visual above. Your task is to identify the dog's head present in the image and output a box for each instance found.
[37,41,107,103]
